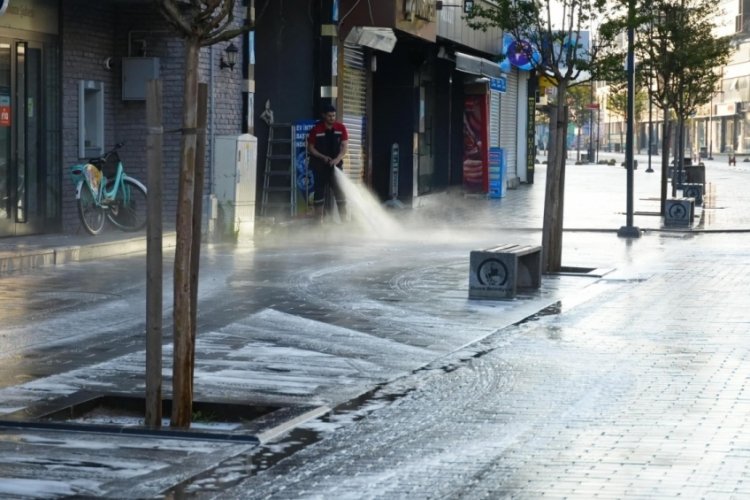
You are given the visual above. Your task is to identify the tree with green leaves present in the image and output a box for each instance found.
[157,0,252,429]
[467,0,609,272]
[567,84,593,161]
[599,0,733,212]
[606,83,647,152]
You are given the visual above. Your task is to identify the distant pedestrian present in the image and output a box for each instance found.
[307,104,348,222]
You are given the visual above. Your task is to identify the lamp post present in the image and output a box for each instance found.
[618,0,640,238]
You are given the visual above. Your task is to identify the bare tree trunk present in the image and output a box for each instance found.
[189,84,208,384]
[171,39,200,429]
[145,79,163,428]
[542,87,568,273]
[660,118,672,215]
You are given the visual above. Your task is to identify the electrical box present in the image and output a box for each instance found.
[122,57,160,101]
[213,134,258,241]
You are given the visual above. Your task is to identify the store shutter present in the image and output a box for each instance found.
[500,70,519,179]
[342,43,367,183]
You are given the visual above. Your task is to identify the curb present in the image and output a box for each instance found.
[0,232,177,275]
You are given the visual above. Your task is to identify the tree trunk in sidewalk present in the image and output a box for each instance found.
[542,92,568,273]
[660,119,673,215]
[189,84,208,384]
[171,38,200,429]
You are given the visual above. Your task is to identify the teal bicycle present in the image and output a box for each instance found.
[69,143,148,235]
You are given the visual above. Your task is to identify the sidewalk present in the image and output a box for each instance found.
[0,157,749,497]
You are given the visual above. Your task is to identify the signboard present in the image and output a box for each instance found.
[0,92,9,127]
[488,147,506,198]
[490,77,507,93]
[0,106,9,127]
[293,120,317,214]
[715,102,739,116]
[585,102,600,110]
[0,0,59,35]
[404,0,437,22]
[396,0,437,41]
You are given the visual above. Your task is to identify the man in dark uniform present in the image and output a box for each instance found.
[307,104,348,222]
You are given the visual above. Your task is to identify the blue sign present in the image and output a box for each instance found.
[293,120,317,213]
[501,34,541,72]
[490,77,507,93]
[488,147,507,199]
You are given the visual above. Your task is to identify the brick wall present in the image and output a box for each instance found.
[61,1,245,233]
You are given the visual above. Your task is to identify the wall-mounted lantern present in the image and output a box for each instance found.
[220,42,239,71]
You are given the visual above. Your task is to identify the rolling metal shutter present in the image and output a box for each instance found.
[500,70,519,179]
[342,43,367,183]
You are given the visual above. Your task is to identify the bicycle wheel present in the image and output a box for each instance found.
[106,177,148,232]
[77,182,106,235]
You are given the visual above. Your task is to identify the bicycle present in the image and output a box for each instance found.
[69,143,148,235]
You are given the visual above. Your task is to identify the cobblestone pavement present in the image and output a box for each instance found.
[214,232,750,499]
[1,154,749,498]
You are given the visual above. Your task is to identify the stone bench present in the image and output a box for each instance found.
[682,183,704,205]
[664,198,695,226]
[469,244,542,299]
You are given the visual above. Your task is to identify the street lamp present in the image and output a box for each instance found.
[618,0,640,238]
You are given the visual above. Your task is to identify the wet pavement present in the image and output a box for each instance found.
[1,152,750,498]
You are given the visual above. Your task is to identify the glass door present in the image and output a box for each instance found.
[0,38,50,237]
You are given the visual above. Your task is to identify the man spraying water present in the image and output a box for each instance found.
[307,104,348,223]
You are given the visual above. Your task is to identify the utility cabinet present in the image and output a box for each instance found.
[122,57,160,101]
[213,134,258,241]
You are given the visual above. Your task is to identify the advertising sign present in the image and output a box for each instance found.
[463,95,489,193]
[488,147,506,198]
[0,91,9,127]
[293,120,317,214]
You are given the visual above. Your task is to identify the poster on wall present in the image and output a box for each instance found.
[293,119,317,215]
[463,95,489,192]
[0,91,10,127]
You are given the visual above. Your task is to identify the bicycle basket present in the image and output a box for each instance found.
[100,152,120,178]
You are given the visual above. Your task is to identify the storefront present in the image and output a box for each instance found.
[0,0,61,238]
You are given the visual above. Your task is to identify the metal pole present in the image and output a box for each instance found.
[145,79,163,428]
[618,0,641,238]
[708,96,714,160]
[647,75,654,172]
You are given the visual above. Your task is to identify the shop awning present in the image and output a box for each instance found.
[345,27,397,53]
[454,51,502,79]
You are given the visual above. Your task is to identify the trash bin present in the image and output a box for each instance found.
[699,147,707,158]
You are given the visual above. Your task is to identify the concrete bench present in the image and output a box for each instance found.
[682,183,704,205]
[469,244,542,299]
[664,198,695,226]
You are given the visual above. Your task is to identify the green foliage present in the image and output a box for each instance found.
[465,0,611,83]
[598,0,734,120]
